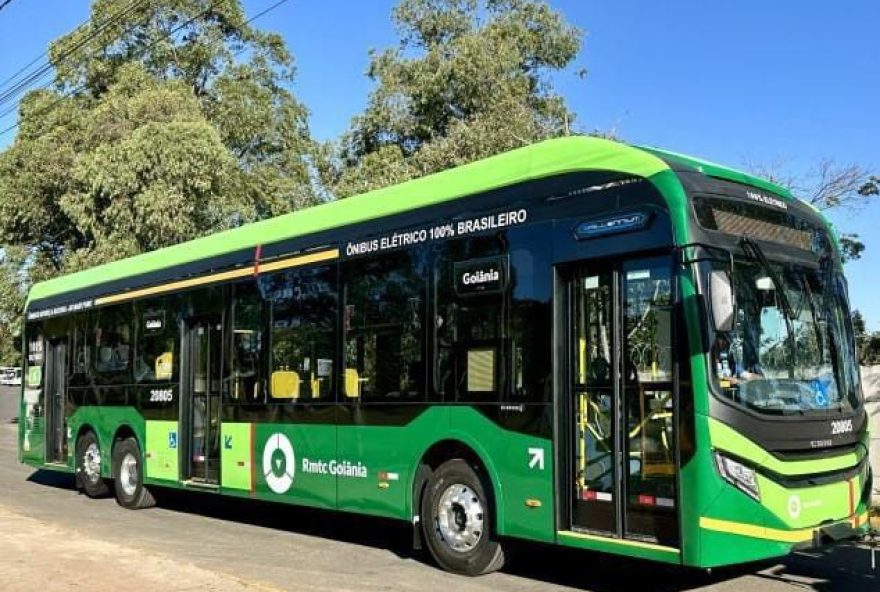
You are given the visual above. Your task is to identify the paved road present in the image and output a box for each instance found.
[0,387,877,591]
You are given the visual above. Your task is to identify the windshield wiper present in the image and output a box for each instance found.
[740,236,795,320]
[799,274,825,361]
[741,236,798,380]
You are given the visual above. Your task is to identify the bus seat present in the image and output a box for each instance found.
[344,368,361,398]
[310,374,322,399]
[155,352,173,380]
[271,370,300,399]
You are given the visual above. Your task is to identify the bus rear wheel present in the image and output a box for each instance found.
[112,437,155,509]
[76,431,109,498]
[421,459,505,576]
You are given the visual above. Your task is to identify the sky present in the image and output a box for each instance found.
[0,0,878,326]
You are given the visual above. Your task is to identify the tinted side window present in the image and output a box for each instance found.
[69,313,89,387]
[344,250,427,401]
[228,282,265,403]
[134,300,179,384]
[510,236,552,403]
[263,264,337,402]
[25,324,44,389]
[435,237,507,402]
[91,306,132,385]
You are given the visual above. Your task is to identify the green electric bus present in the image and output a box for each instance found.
[18,137,871,575]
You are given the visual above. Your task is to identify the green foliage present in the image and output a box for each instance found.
[323,0,583,198]
[853,310,867,336]
[853,310,880,366]
[0,247,27,365]
[0,0,318,359]
[0,0,584,363]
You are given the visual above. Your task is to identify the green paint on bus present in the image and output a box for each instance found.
[18,137,869,575]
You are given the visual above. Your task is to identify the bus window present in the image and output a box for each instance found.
[510,239,552,404]
[91,306,132,384]
[229,283,265,403]
[69,314,89,387]
[343,250,427,401]
[26,329,43,388]
[262,264,337,401]
[134,302,178,384]
[435,242,508,403]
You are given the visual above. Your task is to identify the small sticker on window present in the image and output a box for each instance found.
[583,276,599,289]
[317,359,333,377]
[626,269,651,281]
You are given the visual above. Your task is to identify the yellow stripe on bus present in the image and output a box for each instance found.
[699,514,867,544]
[557,530,680,555]
[94,248,339,306]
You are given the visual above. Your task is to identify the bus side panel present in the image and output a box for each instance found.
[19,385,45,467]
[67,406,146,479]
[251,422,337,510]
[335,409,443,519]
[334,405,554,543]
[677,264,716,567]
[20,329,46,467]
[448,406,555,543]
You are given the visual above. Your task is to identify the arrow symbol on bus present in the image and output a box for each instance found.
[528,447,545,470]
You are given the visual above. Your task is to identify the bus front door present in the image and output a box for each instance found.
[182,317,223,484]
[566,257,679,547]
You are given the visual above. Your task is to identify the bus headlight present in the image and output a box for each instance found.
[714,452,760,501]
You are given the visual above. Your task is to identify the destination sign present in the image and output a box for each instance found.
[454,256,508,296]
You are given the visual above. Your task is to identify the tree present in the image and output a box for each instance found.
[853,310,867,337]
[745,158,879,260]
[0,1,317,362]
[322,0,584,198]
[0,0,318,267]
[852,309,880,366]
[0,247,27,365]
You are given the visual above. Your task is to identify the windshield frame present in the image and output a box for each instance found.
[675,173,867,452]
[702,250,862,418]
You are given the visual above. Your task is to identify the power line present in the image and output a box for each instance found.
[0,1,15,14]
[0,0,144,97]
[0,0,149,112]
[0,0,292,139]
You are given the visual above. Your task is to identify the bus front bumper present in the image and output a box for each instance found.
[793,516,870,551]
[697,511,870,565]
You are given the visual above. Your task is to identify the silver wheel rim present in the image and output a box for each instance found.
[82,442,101,485]
[119,452,138,497]
[436,483,484,552]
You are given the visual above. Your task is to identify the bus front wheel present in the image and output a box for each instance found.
[76,431,109,498]
[112,437,155,509]
[421,459,505,576]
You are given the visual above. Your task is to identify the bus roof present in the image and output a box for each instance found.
[26,135,792,306]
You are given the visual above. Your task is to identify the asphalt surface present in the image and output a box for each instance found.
[0,386,877,591]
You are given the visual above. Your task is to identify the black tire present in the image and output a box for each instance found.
[112,437,155,509]
[75,431,109,498]
[421,459,505,576]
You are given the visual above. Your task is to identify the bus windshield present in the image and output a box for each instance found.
[711,257,861,416]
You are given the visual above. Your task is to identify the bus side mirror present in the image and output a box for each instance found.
[710,270,736,332]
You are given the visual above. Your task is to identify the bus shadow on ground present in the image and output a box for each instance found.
[26,469,76,490]
[25,469,879,591]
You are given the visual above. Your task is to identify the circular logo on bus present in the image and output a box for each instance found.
[263,433,295,494]
[787,494,801,519]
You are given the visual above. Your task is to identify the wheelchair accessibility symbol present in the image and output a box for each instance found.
[263,433,295,494]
